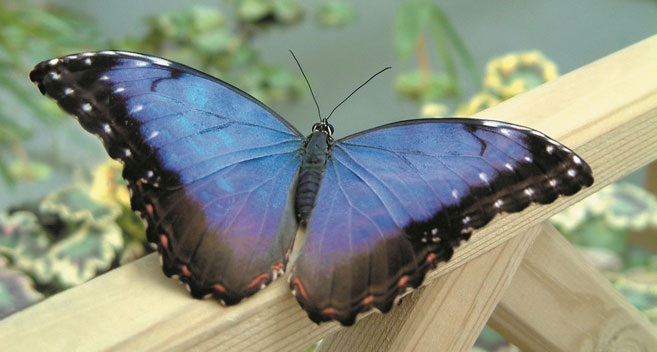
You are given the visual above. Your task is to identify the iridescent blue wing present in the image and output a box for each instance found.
[30,51,304,304]
[290,118,593,325]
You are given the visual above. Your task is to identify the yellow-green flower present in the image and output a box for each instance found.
[420,103,449,118]
[455,92,501,116]
[89,160,130,207]
[483,50,559,100]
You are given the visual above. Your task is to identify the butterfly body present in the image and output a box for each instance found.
[30,51,593,326]
[296,122,333,223]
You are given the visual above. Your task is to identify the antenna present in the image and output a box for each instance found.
[289,50,392,122]
[289,50,322,122]
[325,66,391,121]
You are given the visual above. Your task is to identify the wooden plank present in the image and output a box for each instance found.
[0,35,656,351]
[318,224,541,352]
[489,223,657,351]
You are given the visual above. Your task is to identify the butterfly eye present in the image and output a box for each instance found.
[312,123,321,132]
[327,123,335,136]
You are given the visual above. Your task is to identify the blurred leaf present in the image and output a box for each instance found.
[0,257,44,319]
[238,0,273,22]
[429,14,458,95]
[8,159,53,182]
[315,1,357,28]
[394,0,432,61]
[395,70,454,101]
[272,0,304,24]
[431,6,480,86]
[0,211,51,266]
[40,187,122,226]
[569,218,627,253]
[47,220,123,288]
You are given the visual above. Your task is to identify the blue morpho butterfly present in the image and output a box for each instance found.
[30,51,593,326]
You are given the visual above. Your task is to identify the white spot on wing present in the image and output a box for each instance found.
[546,145,554,154]
[567,169,577,177]
[505,163,514,171]
[114,87,125,93]
[103,124,111,133]
[431,228,438,235]
[494,199,504,208]
[84,58,92,65]
[479,172,488,183]
[148,131,159,139]
[573,155,582,165]
[451,189,458,199]
[64,88,74,95]
[136,61,148,67]
[524,188,535,196]
[549,179,558,187]
[462,216,471,224]
[100,75,109,81]
[82,103,92,112]
[49,72,61,80]
[146,170,154,178]
[501,128,511,136]
[131,105,143,113]
[124,149,132,157]
[524,156,533,163]
[48,58,59,66]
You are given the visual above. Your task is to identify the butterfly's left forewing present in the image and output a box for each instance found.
[30,51,304,304]
[290,118,593,325]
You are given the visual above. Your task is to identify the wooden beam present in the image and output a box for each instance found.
[489,223,657,351]
[0,34,656,351]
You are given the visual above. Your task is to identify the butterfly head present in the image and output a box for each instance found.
[312,119,334,137]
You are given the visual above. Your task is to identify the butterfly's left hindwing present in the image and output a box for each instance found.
[290,118,593,325]
[30,51,304,304]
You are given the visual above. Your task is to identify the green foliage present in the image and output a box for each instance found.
[394,0,479,102]
[0,3,102,186]
[315,1,358,28]
[0,257,43,318]
[0,160,147,317]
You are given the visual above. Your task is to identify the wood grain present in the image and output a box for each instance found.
[489,223,657,351]
[0,34,656,351]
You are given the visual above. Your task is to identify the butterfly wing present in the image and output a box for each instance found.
[30,51,304,304]
[290,118,593,325]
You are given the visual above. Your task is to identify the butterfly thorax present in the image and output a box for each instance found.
[295,130,331,224]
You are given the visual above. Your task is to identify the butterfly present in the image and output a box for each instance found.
[30,51,593,326]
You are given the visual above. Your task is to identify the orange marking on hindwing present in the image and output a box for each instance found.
[214,284,226,293]
[426,253,437,264]
[397,276,409,287]
[145,204,153,216]
[321,308,336,315]
[159,235,168,249]
[361,296,374,306]
[271,262,283,271]
[293,278,308,300]
[247,273,269,289]
[180,265,191,277]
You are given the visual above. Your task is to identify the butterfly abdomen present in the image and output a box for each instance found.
[295,131,330,223]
